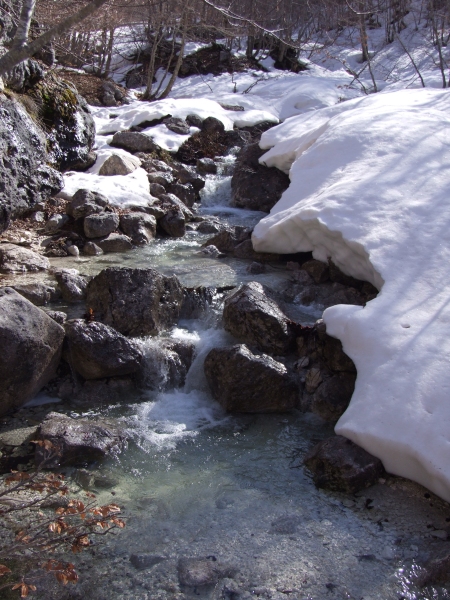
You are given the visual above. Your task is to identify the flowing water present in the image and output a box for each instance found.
[21,172,450,599]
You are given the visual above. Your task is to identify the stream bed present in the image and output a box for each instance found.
[7,173,450,600]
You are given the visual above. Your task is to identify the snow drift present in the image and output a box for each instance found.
[252,88,450,502]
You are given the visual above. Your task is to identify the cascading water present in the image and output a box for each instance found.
[21,168,450,600]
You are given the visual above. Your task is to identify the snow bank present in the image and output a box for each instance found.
[252,88,450,502]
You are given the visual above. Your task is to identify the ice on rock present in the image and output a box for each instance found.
[252,87,450,502]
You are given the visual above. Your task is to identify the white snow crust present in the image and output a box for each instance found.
[252,88,450,501]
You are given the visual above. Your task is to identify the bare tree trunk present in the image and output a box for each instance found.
[0,0,111,78]
[103,27,115,77]
[157,22,186,99]
[11,0,36,50]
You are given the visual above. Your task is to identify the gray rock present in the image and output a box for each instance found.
[303,435,384,494]
[136,156,173,174]
[36,412,127,467]
[44,310,67,325]
[322,335,356,372]
[171,163,205,191]
[247,262,266,274]
[96,233,133,253]
[204,344,298,413]
[164,116,190,135]
[59,376,135,406]
[86,267,184,336]
[4,58,45,92]
[67,189,109,220]
[53,268,88,302]
[0,94,63,232]
[180,286,216,319]
[12,282,61,306]
[31,211,45,223]
[201,116,225,134]
[83,241,104,256]
[119,212,156,245]
[223,282,294,355]
[196,157,217,175]
[311,373,356,421]
[147,171,174,187]
[203,226,251,254]
[159,208,186,238]
[178,557,237,587]
[0,244,50,273]
[0,426,38,447]
[44,213,69,233]
[231,143,289,212]
[149,182,167,198]
[0,288,65,416]
[84,212,119,238]
[186,114,203,128]
[67,244,80,257]
[99,153,141,176]
[197,245,224,258]
[64,319,143,380]
[167,182,196,208]
[157,193,193,220]
[196,220,224,235]
[111,131,156,153]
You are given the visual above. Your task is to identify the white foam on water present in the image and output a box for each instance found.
[199,174,232,208]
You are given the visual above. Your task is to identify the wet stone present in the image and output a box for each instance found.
[130,554,166,570]
[304,435,385,494]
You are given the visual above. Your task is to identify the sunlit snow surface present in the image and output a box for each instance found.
[253,87,450,502]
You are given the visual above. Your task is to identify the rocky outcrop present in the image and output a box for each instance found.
[0,94,63,232]
[223,282,295,355]
[31,75,96,171]
[303,435,384,494]
[86,267,184,336]
[36,412,127,467]
[0,288,65,416]
[0,244,50,273]
[204,344,298,412]
[64,319,143,380]
[231,143,289,212]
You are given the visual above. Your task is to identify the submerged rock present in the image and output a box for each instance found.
[86,267,184,336]
[204,344,298,413]
[36,412,127,467]
[64,319,143,380]
[303,435,384,494]
[0,288,65,416]
[177,557,237,587]
[223,282,294,355]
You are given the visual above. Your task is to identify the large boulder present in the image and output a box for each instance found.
[0,244,50,273]
[204,344,298,413]
[64,319,143,380]
[110,131,157,153]
[0,94,63,232]
[36,412,127,467]
[86,267,184,336]
[223,282,295,355]
[231,143,290,212]
[0,288,65,416]
[303,435,384,494]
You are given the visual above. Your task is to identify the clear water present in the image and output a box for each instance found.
[16,173,450,599]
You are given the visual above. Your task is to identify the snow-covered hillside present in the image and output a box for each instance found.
[252,87,450,501]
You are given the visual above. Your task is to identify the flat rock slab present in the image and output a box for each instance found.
[303,435,384,494]
[0,244,50,273]
[36,412,127,467]
[204,344,298,413]
[0,426,38,447]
